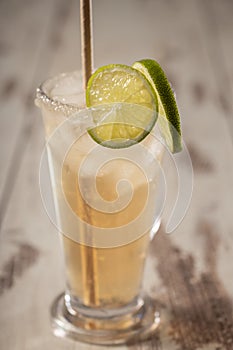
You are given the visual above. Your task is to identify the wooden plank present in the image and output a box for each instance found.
[0,0,55,227]
[194,0,233,142]
[0,0,233,349]
[0,0,79,228]
[211,0,233,139]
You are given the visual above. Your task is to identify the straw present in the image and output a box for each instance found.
[80,0,97,307]
[80,0,93,88]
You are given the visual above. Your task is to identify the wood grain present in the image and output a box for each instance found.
[0,0,233,349]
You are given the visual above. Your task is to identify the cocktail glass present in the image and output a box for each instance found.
[35,71,165,345]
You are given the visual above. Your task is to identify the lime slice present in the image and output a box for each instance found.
[86,64,158,148]
[133,59,182,153]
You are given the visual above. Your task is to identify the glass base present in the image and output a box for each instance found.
[51,292,160,345]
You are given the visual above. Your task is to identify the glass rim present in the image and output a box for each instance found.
[36,71,84,116]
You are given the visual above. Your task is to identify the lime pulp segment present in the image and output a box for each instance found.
[87,103,157,148]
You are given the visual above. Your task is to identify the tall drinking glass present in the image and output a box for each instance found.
[35,71,165,345]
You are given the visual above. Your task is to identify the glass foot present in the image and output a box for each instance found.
[51,292,160,345]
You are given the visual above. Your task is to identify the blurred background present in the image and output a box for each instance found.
[0,0,233,349]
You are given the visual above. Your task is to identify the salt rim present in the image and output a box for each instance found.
[36,86,80,116]
[35,71,84,116]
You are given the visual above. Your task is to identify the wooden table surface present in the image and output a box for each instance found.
[0,0,233,349]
